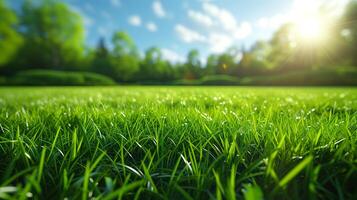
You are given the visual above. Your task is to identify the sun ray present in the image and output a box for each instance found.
[288,0,332,44]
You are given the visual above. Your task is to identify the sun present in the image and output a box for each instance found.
[297,19,323,40]
[289,0,330,44]
[295,18,324,41]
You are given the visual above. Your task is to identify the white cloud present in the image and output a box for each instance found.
[69,5,94,28]
[173,2,253,53]
[233,21,252,39]
[146,22,158,32]
[187,10,213,27]
[257,17,269,28]
[128,15,142,27]
[325,0,350,16]
[202,3,237,32]
[175,24,206,43]
[291,0,349,18]
[207,33,234,53]
[111,0,121,7]
[256,14,288,29]
[161,48,185,63]
[83,16,94,27]
[202,2,252,40]
[98,26,109,36]
[255,0,350,30]
[153,1,166,18]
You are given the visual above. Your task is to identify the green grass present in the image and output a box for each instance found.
[0,87,356,199]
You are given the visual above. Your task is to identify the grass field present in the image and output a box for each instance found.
[0,87,356,199]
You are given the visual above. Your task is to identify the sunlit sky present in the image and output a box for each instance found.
[9,0,350,62]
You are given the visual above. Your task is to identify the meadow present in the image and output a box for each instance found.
[0,87,356,199]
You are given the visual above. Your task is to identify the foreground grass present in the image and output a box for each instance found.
[0,87,356,199]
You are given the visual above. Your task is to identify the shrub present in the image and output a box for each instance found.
[198,75,240,85]
[10,70,116,86]
[80,72,117,85]
[171,79,199,85]
[172,75,240,85]
[0,76,6,85]
[242,67,357,86]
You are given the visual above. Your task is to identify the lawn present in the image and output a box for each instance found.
[0,87,356,199]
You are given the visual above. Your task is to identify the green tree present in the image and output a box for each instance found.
[184,49,202,79]
[268,24,296,69]
[139,47,172,82]
[216,53,237,75]
[111,31,140,82]
[268,23,327,70]
[237,41,272,77]
[91,37,113,76]
[0,0,23,67]
[16,0,85,69]
[112,32,138,57]
[217,47,241,76]
[249,41,272,69]
[341,1,357,65]
[205,54,219,76]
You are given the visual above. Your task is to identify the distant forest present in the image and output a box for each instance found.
[1,0,357,85]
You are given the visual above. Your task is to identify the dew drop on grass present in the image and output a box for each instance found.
[120,112,126,117]
[286,97,294,103]
[0,186,18,193]
[25,152,31,159]
[292,156,303,160]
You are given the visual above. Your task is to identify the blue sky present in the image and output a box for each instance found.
[9,0,350,62]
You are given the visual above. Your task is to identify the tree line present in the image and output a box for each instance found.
[0,0,357,84]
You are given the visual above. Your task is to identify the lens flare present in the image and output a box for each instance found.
[289,0,331,44]
[293,17,328,44]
